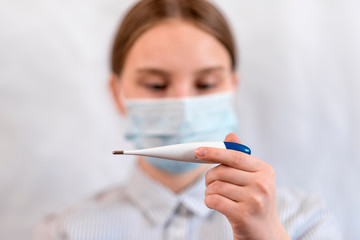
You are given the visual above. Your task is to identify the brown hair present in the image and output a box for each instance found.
[111,0,237,75]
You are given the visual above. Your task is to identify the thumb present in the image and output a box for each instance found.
[224,133,242,144]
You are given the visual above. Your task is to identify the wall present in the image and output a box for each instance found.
[0,0,359,239]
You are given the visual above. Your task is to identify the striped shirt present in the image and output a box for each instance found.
[34,166,341,239]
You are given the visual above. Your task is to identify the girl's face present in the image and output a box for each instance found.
[110,19,237,114]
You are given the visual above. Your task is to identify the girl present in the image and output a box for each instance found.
[35,0,340,239]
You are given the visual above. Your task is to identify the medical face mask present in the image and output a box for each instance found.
[124,92,239,174]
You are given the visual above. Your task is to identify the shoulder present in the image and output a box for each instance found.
[277,188,342,240]
[33,185,134,240]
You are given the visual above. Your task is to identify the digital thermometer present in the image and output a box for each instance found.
[113,142,251,163]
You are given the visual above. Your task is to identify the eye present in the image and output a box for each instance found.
[144,83,168,90]
[136,76,169,92]
[195,77,218,90]
[196,82,216,90]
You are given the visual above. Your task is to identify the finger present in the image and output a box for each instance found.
[196,147,263,172]
[204,193,240,218]
[205,164,253,187]
[224,133,242,144]
[205,180,246,202]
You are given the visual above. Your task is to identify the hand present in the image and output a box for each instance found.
[195,133,290,240]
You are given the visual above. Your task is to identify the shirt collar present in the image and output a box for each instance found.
[178,172,212,218]
[124,165,212,226]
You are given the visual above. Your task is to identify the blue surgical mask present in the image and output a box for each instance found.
[124,92,239,174]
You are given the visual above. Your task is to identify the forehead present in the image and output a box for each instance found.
[123,19,232,72]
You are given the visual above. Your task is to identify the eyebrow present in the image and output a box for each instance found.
[136,68,170,78]
[195,66,225,75]
[136,66,225,77]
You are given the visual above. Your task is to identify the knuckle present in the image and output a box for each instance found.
[254,178,270,195]
[205,169,216,186]
[231,151,242,167]
[249,194,265,212]
[207,165,226,181]
[254,167,276,195]
[214,165,226,178]
[204,195,221,209]
[211,180,223,193]
[255,177,276,201]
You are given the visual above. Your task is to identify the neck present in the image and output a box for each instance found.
[138,157,210,193]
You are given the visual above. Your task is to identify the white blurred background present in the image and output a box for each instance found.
[0,0,359,239]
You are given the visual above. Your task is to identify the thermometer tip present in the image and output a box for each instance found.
[112,150,124,155]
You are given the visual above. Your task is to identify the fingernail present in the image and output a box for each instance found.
[196,147,207,157]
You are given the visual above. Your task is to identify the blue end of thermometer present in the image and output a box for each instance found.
[224,142,251,155]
